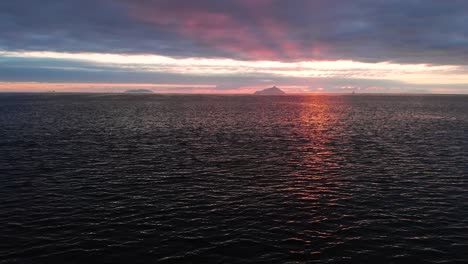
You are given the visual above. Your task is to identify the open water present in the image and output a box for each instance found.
[0,94,467,263]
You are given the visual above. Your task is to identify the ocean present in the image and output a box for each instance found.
[0,93,467,263]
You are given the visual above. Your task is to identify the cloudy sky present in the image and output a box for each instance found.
[1,0,468,93]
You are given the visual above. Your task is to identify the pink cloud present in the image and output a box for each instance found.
[124,0,329,61]
[129,3,279,60]
[238,0,305,60]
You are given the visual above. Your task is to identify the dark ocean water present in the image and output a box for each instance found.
[0,93,467,263]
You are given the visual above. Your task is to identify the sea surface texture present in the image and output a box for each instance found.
[0,94,467,263]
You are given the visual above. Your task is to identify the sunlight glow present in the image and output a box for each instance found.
[1,51,466,85]
[0,82,217,93]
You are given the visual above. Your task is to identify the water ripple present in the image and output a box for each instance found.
[0,94,467,263]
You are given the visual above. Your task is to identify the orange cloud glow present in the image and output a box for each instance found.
[0,82,217,93]
[2,51,465,86]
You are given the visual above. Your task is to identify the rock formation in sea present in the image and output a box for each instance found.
[254,86,286,95]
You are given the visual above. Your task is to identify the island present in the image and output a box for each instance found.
[254,86,286,95]
[125,89,153,93]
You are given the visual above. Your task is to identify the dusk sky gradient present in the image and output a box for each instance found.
[1,0,468,93]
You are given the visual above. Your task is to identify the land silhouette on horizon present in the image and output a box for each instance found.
[125,89,153,93]
[254,86,286,95]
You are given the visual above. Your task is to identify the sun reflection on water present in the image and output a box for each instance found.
[282,96,351,206]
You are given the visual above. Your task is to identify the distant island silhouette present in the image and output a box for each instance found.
[125,89,153,93]
[254,86,286,95]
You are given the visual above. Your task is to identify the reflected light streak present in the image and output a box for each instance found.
[285,96,347,202]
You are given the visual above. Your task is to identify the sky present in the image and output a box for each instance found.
[1,0,468,94]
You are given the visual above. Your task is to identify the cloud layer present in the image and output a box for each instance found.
[2,0,468,64]
[1,0,468,93]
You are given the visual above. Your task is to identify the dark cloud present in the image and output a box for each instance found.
[1,0,468,64]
